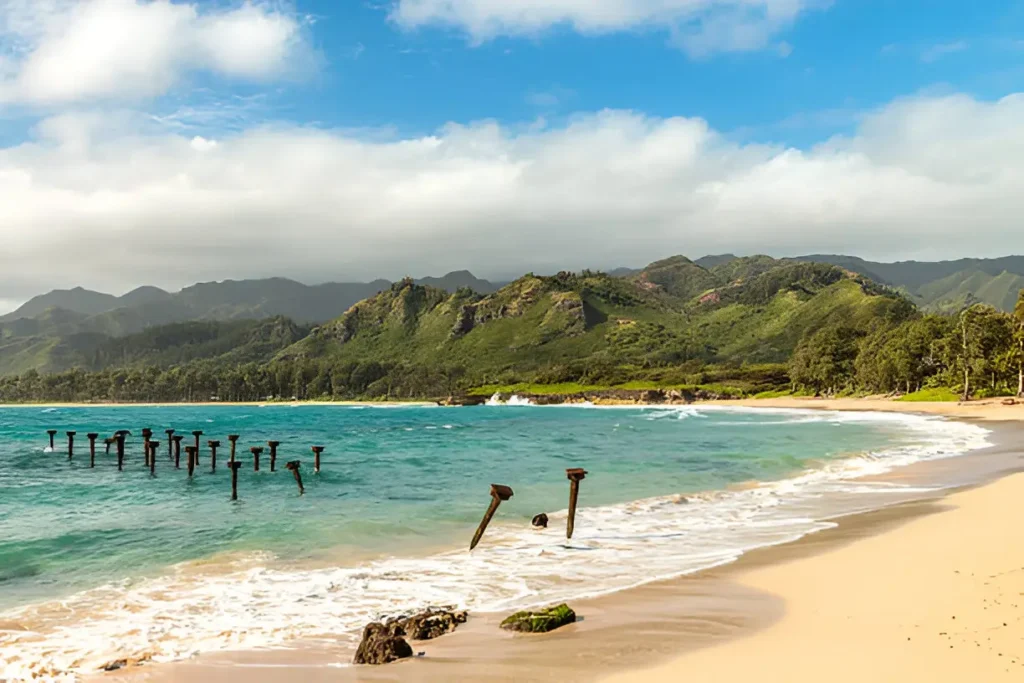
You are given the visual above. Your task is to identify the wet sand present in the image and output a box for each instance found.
[95,401,1024,683]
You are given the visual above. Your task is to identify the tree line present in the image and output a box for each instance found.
[789,290,1024,399]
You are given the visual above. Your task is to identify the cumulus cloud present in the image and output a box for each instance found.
[0,92,1022,302]
[390,0,829,56]
[0,0,308,105]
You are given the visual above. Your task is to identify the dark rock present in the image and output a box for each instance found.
[102,659,128,672]
[401,609,468,640]
[353,622,414,665]
[450,303,478,339]
[500,604,577,633]
[531,513,549,528]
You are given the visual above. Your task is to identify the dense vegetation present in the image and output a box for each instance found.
[0,255,1022,404]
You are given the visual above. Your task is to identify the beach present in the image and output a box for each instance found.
[3,399,1021,681]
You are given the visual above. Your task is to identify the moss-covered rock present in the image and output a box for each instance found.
[500,604,577,633]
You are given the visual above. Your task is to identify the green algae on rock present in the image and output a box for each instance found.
[500,604,577,633]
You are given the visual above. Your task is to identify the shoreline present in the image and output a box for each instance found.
[85,401,1024,682]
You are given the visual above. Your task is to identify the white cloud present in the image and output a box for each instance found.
[920,40,968,63]
[390,0,829,56]
[0,0,308,105]
[0,92,1022,301]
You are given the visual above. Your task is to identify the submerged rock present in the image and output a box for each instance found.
[531,513,549,528]
[353,622,414,665]
[500,604,577,633]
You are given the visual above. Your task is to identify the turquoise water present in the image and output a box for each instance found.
[0,404,990,678]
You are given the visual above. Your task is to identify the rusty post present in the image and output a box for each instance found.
[66,431,76,460]
[141,428,153,466]
[47,430,57,450]
[566,468,588,540]
[149,441,159,476]
[470,484,514,551]
[173,435,184,469]
[267,441,280,472]
[186,446,196,477]
[115,433,126,471]
[251,447,263,472]
[311,446,324,474]
[87,433,98,468]
[192,431,203,465]
[286,460,304,495]
[208,440,220,473]
[165,429,175,459]
[228,434,239,463]
[228,461,243,500]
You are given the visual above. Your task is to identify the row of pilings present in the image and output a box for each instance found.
[46,430,589,550]
[46,428,321,499]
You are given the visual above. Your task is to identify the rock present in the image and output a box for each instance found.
[353,622,414,665]
[401,609,468,640]
[500,604,577,633]
[1002,398,1017,406]
[532,513,549,528]
[102,659,128,672]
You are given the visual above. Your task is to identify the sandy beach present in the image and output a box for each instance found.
[83,398,1022,683]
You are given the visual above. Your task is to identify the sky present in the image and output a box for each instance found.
[0,0,1022,311]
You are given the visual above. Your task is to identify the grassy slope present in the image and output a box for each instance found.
[280,262,912,391]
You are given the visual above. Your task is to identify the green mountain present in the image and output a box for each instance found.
[1,272,499,327]
[277,260,912,393]
[793,254,1024,312]
[0,317,308,377]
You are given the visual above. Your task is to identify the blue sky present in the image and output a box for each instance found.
[0,0,1022,305]
[177,0,1022,143]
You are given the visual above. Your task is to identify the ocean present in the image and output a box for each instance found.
[0,403,991,679]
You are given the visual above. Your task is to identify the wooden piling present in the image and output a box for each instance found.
[565,468,588,540]
[286,460,304,495]
[173,435,184,469]
[165,429,175,459]
[87,433,99,468]
[66,431,76,460]
[251,447,263,472]
[192,431,204,465]
[116,434,126,471]
[228,434,240,463]
[104,437,114,455]
[47,430,57,450]
[186,446,197,477]
[267,441,280,472]
[149,441,159,476]
[228,461,243,500]
[311,446,325,474]
[208,440,221,473]
[470,484,514,551]
[141,428,153,466]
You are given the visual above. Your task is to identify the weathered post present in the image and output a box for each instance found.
[47,430,57,450]
[141,428,153,466]
[228,460,243,500]
[149,441,159,476]
[173,435,184,469]
[165,429,175,459]
[532,513,549,528]
[286,460,304,495]
[186,446,197,477]
[208,440,221,473]
[116,433,126,471]
[192,431,204,465]
[66,431,76,460]
[228,434,240,463]
[470,484,514,551]
[87,433,99,468]
[267,441,280,472]
[566,468,588,540]
[104,437,114,455]
[311,446,324,474]
[251,447,263,472]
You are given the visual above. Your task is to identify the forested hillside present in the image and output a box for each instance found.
[0,254,1021,404]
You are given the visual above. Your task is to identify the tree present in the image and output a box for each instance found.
[790,326,859,395]
[1015,289,1024,397]
[950,304,1014,401]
